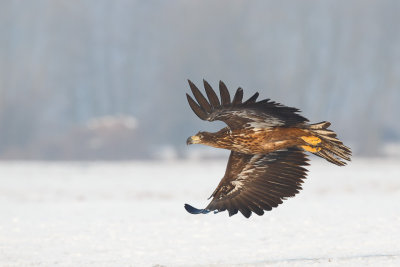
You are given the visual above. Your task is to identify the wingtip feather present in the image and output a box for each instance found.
[186,94,208,120]
[184,203,211,214]
[232,87,244,105]
[244,92,259,104]
[219,80,231,105]
[188,80,212,113]
[203,80,220,108]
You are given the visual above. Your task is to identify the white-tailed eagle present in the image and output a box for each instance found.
[185,80,351,218]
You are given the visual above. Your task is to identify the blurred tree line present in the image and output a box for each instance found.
[0,0,399,160]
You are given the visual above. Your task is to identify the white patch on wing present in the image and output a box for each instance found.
[245,117,284,130]
[225,109,284,125]
[231,180,244,189]
[236,154,265,181]
[226,152,283,197]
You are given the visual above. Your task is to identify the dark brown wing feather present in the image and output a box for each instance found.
[219,81,231,105]
[206,148,309,218]
[243,92,259,104]
[187,80,308,130]
[186,93,207,120]
[188,80,212,113]
[203,79,220,108]
[232,88,244,105]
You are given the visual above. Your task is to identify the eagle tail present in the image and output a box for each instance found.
[303,121,352,166]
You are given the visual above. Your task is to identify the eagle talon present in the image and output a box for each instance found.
[301,136,321,146]
[301,145,322,153]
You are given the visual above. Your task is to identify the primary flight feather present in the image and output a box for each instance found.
[185,80,351,218]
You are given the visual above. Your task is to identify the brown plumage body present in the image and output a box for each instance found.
[199,127,312,155]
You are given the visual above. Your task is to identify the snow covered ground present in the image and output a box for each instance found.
[0,158,399,266]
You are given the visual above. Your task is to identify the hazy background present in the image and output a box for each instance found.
[1,0,399,160]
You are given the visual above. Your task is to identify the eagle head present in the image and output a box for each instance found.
[186,131,211,145]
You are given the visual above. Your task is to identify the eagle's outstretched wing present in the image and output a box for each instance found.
[185,148,309,218]
[186,80,308,130]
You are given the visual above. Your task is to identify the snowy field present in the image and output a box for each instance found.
[0,158,399,267]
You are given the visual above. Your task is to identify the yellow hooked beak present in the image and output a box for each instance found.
[186,135,201,145]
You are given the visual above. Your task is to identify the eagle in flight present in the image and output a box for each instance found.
[185,80,351,218]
